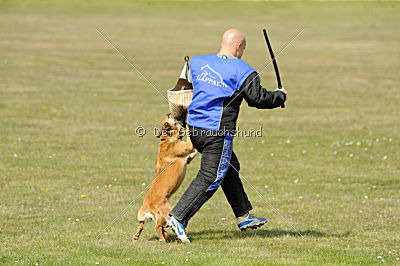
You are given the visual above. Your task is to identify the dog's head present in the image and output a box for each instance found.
[157,113,186,140]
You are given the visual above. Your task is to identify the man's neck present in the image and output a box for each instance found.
[218,49,236,58]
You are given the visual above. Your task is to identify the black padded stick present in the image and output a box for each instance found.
[263,29,285,108]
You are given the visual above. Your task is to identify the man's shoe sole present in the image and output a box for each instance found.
[179,238,191,244]
[239,220,267,231]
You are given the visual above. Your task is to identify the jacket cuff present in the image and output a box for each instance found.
[277,90,286,102]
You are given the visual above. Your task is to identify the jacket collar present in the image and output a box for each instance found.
[217,53,236,59]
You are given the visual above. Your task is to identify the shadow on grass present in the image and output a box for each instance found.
[187,229,351,240]
[146,229,351,242]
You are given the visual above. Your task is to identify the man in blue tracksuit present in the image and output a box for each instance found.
[167,29,287,243]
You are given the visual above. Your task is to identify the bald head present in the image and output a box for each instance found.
[219,29,247,59]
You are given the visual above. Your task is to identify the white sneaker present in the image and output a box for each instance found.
[237,214,268,231]
[166,216,190,243]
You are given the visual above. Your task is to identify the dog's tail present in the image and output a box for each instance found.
[144,211,156,222]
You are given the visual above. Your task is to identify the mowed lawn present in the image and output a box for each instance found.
[1,0,399,264]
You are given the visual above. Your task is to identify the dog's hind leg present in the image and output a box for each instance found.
[159,203,172,241]
[156,220,171,242]
[156,224,166,242]
[155,211,168,242]
[162,228,171,241]
[133,206,147,241]
[155,207,172,242]
[133,221,144,241]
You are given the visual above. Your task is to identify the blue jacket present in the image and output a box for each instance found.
[188,53,286,132]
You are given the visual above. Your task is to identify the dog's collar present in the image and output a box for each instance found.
[160,138,178,142]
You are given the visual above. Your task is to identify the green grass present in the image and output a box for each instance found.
[1,0,399,264]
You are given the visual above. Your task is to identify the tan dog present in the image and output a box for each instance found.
[133,113,197,242]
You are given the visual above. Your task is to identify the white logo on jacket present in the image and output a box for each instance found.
[196,64,228,88]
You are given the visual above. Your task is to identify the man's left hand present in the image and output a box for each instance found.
[275,87,287,101]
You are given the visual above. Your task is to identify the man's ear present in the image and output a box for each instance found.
[235,42,242,51]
